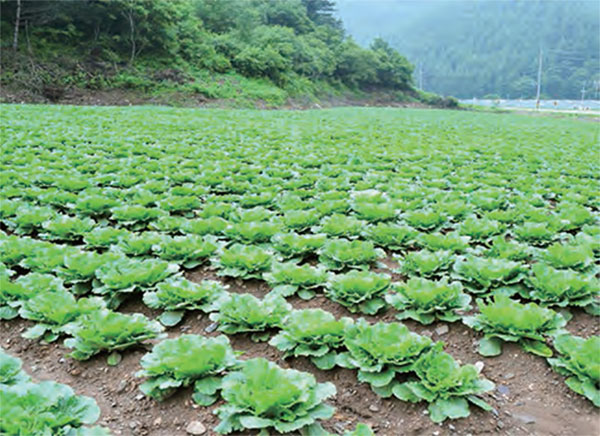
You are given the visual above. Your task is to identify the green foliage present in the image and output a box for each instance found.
[115,231,162,257]
[405,210,445,231]
[282,209,321,231]
[398,250,455,278]
[40,215,95,241]
[521,263,599,313]
[263,261,329,299]
[326,270,391,314]
[548,334,600,407]
[83,227,127,249]
[270,308,353,370]
[209,294,292,341]
[317,214,365,238]
[417,232,469,253]
[272,232,326,259]
[392,344,494,423]
[143,278,228,326]
[224,220,281,244]
[94,257,179,296]
[319,238,385,270]
[137,334,238,403]
[541,242,595,271]
[387,277,471,324]
[214,244,273,279]
[0,348,29,385]
[336,319,433,395]
[458,217,505,243]
[364,223,416,250]
[184,217,229,235]
[513,222,556,246]
[339,0,599,99]
[153,235,217,268]
[485,236,532,261]
[20,292,105,343]
[214,358,336,434]
[463,295,567,357]
[0,379,108,435]
[452,255,528,294]
[352,201,397,222]
[64,309,166,361]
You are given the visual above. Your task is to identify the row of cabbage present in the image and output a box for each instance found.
[2,233,598,411]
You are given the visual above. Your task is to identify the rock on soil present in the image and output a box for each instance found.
[186,420,206,435]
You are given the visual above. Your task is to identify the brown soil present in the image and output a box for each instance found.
[0,85,429,111]
[2,265,599,436]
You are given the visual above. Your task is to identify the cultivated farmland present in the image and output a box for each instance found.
[0,105,598,436]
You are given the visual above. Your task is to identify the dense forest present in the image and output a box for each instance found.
[0,0,443,106]
[338,0,600,100]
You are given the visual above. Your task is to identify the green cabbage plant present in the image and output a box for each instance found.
[94,257,179,301]
[397,250,455,278]
[64,309,166,362]
[0,379,109,435]
[386,277,471,324]
[417,232,470,253]
[209,294,292,341]
[325,270,391,314]
[263,261,329,299]
[547,334,599,407]
[213,244,273,279]
[137,334,238,403]
[521,263,599,314]
[319,239,385,270]
[39,216,96,241]
[336,319,433,396]
[271,232,326,259]
[19,292,105,342]
[452,255,528,294]
[363,223,416,250]
[540,242,595,271]
[463,295,567,357]
[392,344,495,423]
[269,309,353,369]
[153,235,218,268]
[143,278,228,326]
[214,358,336,435]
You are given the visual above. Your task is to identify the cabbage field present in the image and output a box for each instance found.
[0,105,598,436]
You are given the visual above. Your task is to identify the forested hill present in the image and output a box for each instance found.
[0,0,449,107]
[337,0,600,100]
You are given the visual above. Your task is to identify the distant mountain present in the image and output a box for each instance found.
[337,0,600,99]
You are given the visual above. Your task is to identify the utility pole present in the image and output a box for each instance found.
[580,83,586,108]
[418,62,423,90]
[535,48,543,110]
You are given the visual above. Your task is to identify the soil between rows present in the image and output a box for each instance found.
[1,265,598,436]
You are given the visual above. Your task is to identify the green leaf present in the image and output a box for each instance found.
[479,337,503,356]
[429,397,471,423]
[239,416,274,429]
[107,352,122,366]
[158,310,184,327]
[357,369,396,387]
[521,338,553,357]
[467,395,493,411]
[392,383,420,402]
[22,324,48,339]
[311,352,337,370]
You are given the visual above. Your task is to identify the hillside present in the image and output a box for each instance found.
[337,0,600,99]
[0,0,454,107]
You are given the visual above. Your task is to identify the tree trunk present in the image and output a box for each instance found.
[13,0,21,51]
[127,10,135,65]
